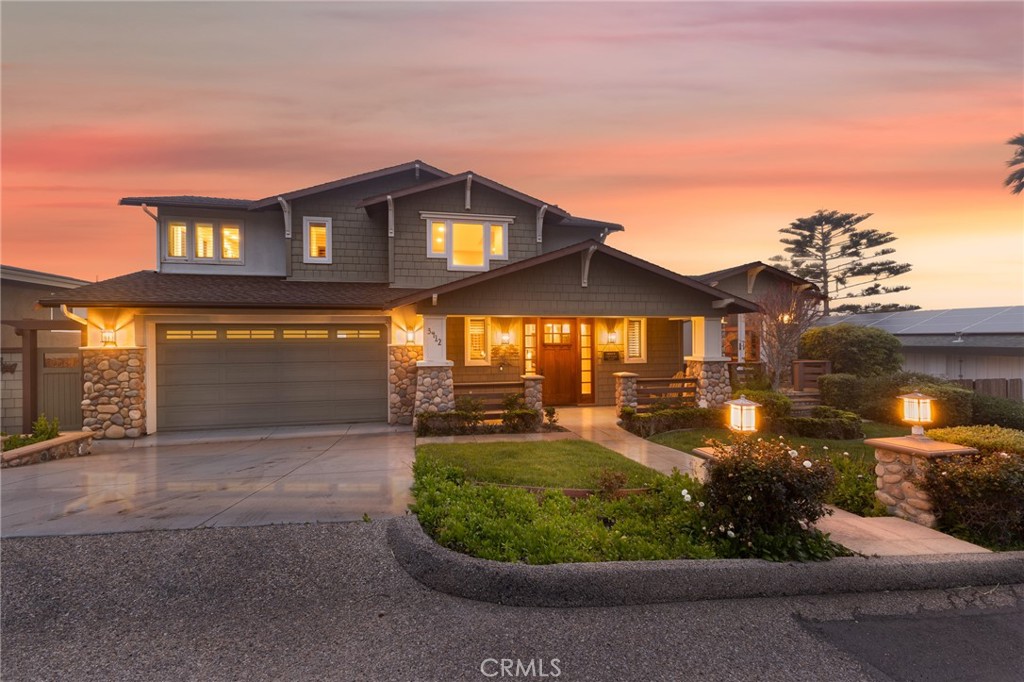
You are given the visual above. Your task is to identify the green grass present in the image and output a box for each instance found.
[414,440,664,489]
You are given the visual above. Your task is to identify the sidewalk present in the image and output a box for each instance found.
[555,407,989,557]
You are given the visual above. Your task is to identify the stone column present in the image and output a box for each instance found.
[82,348,146,439]
[414,361,454,426]
[614,372,638,413]
[521,374,544,413]
[388,345,421,425]
[684,359,730,408]
[866,436,978,528]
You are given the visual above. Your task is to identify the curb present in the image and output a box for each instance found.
[387,515,1024,607]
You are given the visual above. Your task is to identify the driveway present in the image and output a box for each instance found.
[1,424,414,537]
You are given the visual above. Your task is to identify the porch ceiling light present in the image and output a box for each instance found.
[725,394,760,433]
[898,392,934,437]
[406,328,416,344]
[101,329,116,347]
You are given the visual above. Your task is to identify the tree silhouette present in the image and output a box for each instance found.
[769,210,916,316]
[1005,133,1024,195]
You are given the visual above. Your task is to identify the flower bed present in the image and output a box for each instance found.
[1,431,94,468]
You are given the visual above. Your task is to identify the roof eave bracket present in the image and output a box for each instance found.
[712,298,735,310]
[465,174,473,210]
[536,204,548,243]
[386,195,395,237]
[276,196,292,239]
[581,244,597,288]
[747,264,767,294]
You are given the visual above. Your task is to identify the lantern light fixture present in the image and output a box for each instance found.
[725,394,760,433]
[405,328,416,344]
[898,392,934,437]
[500,332,511,344]
[608,331,618,344]
[101,329,116,347]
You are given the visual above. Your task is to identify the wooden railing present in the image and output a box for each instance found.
[453,381,526,419]
[727,362,766,390]
[635,376,698,414]
[791,360,831,392]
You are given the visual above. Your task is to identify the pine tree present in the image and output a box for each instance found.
[1005,133,1024,195]
[769,210,915,315]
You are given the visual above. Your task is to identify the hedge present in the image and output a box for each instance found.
[619,407,722,438]
[817,373,973,428]
[971,394,1024,431]
[926,425,1024,455]
[731,389,792,423]
[799,325,903,377]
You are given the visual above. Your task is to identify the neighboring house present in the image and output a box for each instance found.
[1,265,88,433]
[42,159,788,438]
[816,307,1024,399]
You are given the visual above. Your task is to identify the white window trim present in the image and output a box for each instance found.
[624,317,648,364]
[420,212,514,272]
[161,218,245,265]
[464,316,491,366]
[303,216,333,264]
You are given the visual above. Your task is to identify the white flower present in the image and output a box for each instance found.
[822,446,828,451]
[746,495,752,501]
[698,501,705,508]
[842,451,849,457]
[683,494,692,503]
[727,530,736,538]
[719,525,726,532]
[788,449,798,458]
[803,460,813,468]
[681,488,689,496]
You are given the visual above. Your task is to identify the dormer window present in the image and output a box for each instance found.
[423,212,511,271]
[163,219,243,263]
[303,217,332,264]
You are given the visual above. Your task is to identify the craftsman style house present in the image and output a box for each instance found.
[43,160,808,438]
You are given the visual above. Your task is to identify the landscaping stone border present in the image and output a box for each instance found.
[387,515,1024,607]
[1,432,94,468]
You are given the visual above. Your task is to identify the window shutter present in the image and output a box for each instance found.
[468,318,487,360]
[626,319,643,359]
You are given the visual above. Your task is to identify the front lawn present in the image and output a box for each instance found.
[649,423,907,517]
[415,440,663,489]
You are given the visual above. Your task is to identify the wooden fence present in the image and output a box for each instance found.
[453,381,525,419]
[792,360,831,392]
[635,376,699,414]
[950,378,1023,402]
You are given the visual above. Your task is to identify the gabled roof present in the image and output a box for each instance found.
[1,264,89,288]
[555,216,625,232]
[356,171,572,219]
[249,159,450,209]
[388,239,758,312]
[38,271,422,310]
[696,261,814,289]
[119,195,254,209]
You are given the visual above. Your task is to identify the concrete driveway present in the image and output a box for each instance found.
[1,424,414,537]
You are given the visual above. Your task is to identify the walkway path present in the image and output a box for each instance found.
[555,407,989,557]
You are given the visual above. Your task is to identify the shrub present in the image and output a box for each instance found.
[619,407,722,438]
[595,468,628,498]
[799,325,903,377]
[415,411,490,437]
[971,394,1024,430]
[818,373,863,412]
[921,451,1024,550]
[701,437,844,561]
[849,375,973,427]
[543,406,558,427]
[453,396,485,426]
[774,411,863,440]
[0,414,60,452]
[926,425,1024,454]
[501,409,542,433]
[731,389,791,424]
[827,453,887,517]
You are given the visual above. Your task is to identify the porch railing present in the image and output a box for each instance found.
[453,381,526,420]
[791,360,831,392]
[635,376,698,413]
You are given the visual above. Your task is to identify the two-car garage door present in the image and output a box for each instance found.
[156,324,387,431]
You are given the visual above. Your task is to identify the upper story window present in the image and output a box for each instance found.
[164,219,243,263]
[303,217,332,264]
[422,212,511,272]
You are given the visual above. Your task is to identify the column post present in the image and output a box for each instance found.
[613,371,639,413]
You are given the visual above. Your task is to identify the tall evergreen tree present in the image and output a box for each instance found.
[1004,133,1024,195]
[769,210,915,315]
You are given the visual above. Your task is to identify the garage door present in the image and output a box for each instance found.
[156,324,387,431]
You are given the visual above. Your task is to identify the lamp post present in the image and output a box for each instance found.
[725,394,760,433]
[898,392,934,437]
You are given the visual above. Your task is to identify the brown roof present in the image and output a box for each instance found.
[696,261,816,289]
[39,271,421,310]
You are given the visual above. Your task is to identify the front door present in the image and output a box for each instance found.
[538,319,577,405]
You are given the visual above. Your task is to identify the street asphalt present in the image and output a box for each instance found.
[2,520,1021,682]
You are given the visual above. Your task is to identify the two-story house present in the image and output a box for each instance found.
[43,159,807,439]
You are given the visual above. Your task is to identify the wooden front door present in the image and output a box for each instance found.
[538,319,577,405]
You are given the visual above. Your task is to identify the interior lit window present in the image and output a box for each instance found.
[221,224,241,260]
[303,217,332,264]
[465,317,490,366]
[168,222,188,258]
[430,221,446,255]
[423,213,511,271]
[490,224,505,257]
[195,223,215,259]
[452,222,485,268]
[625,318,647,363]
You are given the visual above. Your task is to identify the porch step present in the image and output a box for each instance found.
[784,390,821,417]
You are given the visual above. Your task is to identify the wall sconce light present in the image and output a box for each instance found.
[725,394,760,433]
[500,332,511,344]
[101,329,116,347]
[406,329,416,344]
[608,331,618,344]
[898,392,934,437]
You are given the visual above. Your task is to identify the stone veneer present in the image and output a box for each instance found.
[684,360,730,408]
[388,345,421,425]
[414,363,454,423]
[521,374,544,412]
[82,348,146,440]
[613,372,638,413]
[867,437,978,528]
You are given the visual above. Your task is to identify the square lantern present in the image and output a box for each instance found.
[725,394,760,433]
[405,328,416,344]
[898,392,934,437]
[101,329,116,347]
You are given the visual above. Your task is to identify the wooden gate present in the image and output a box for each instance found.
[37,348,83,430]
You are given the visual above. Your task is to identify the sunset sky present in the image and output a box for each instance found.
[3,1,1022,310]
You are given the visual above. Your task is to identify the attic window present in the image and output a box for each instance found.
[422,212,512,272]
[303,217,332,264]
[163,219,244,264]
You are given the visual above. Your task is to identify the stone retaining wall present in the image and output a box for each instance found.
[414,363,454,423]
[1,431,93,468]
[82,348,146,440]
[613,372,638,413]
[684,360,730,408]
[389,345,421,425]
